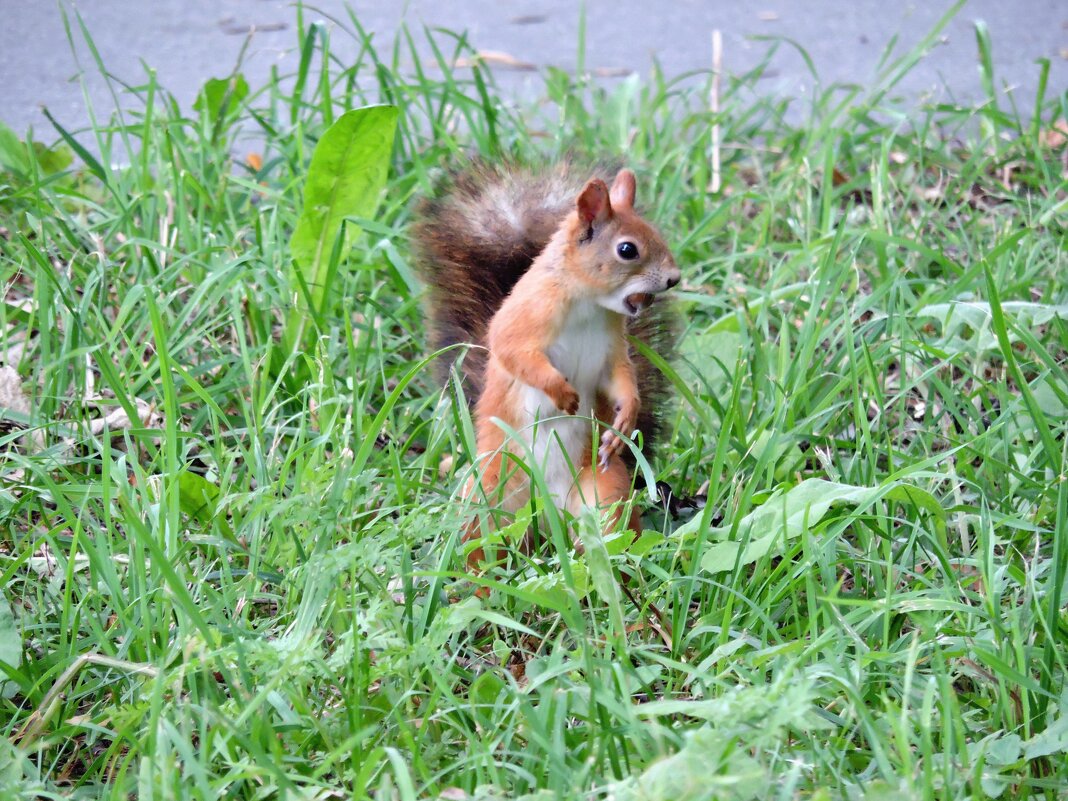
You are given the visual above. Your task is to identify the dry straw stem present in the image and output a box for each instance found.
[14,654,159,745]
[709,28,722,194]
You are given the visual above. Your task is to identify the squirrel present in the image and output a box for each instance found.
[413,160,680,566]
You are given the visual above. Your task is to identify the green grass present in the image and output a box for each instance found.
[1,3,1067,799]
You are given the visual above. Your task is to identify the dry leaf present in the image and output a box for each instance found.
[28,547,90,580]
[220,21,287,35]
[246,152,263,171]
[453,50,536,71]
[87,398,161,435]
[1040,120,1067,149]
[0,366,29,418]
[0,365,42,451]
[919,184,945,203]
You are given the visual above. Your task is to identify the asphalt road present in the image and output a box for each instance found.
[0,1,1065,136]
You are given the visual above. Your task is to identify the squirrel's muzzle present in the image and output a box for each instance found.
[663,264,682,291]
[624,293,654,315]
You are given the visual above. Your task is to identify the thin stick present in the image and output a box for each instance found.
[710,29,722,194]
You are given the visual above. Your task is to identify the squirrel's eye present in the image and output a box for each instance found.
[616,241,639,261]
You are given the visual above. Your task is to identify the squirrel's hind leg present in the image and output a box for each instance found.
[565,456,642,546]
[462,444,531,572]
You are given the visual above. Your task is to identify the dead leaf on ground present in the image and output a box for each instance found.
[0,365,43,451]
[219,20,287,35]
[453,50,537,71]
[28,543,94,582]
[0,366,29,417]
[1,304,33,368]
[1040,120,1068,149]
[2,333,28,367]
[918,182,946,203]
[87,397,161,436]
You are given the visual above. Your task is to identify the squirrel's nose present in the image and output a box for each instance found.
[665,274,680,289]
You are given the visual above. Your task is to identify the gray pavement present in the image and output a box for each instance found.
[0,1,1065,136]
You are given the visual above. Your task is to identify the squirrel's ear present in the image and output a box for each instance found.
[576,178,611,229]
[609,169,636,209]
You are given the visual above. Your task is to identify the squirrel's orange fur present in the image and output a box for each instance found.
[414,165,680,569]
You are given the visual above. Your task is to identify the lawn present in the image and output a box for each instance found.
[1,5,1066,800]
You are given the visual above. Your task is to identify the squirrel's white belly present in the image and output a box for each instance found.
[517,304,612,506]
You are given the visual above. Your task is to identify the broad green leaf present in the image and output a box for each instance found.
[290,104,398,315]
[1033,379,1068,417]
[976,731,1022,799]
[630,530,665,557]
[31,142,73,174]
[701,479,943,574]
[177,471,220,521]
[984,732,1023,766]
[916,301,1068,353]
[0,596,21,699]
[193,74,250,124]
[747,428,806,480]
[604,528,634,556]
[1024,714,1068,759]
[0,126,69,178]
[469,670,508,713]
[515,563,590,609]
[605,529,663,557]
[0,122,29,174]
[177,472,233,538]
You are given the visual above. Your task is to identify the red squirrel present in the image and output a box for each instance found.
[414,161,680,567]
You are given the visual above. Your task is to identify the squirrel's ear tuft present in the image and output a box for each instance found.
[609,169,636,209]
[576,178,611,229]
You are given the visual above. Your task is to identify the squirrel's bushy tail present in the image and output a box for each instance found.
[412,160,582,399]
[412,159,675,454]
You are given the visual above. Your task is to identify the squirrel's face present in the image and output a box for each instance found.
[565,170,681,317]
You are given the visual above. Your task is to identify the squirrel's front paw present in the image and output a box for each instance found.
[611,402,639,439]
[598,403,638,468]
[598,431,623,468]
[551,381,580,415]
